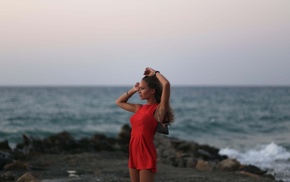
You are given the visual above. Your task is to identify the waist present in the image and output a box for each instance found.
[131,132,155,138]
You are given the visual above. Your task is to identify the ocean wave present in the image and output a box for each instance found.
[219,142,290,182]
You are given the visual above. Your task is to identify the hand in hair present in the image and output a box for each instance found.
[143,67,156,77]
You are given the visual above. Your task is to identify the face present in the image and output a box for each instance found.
[138,80,155,100]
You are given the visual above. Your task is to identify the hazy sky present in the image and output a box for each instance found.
[1,0,290,86]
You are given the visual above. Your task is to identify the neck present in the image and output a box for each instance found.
[146,98,157,105]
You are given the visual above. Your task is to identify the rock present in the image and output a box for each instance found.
[199,144,219,156]
[186,157,198,168]
[118,124,131,143]
[176,141,198,157]
[15,135,44,154]
[154,134,171,147]
[237,171,261,179]
[169,138,186,150]
[16,172,38,182]
[118,124,131,153]
[13,130,127,155]
[176,156,187,168]
[217,158,240,171]
[4,161,31,170]
[91,134,116,151]
[154,134,177,165]
[43,131,78,153]
[76,137,94,152]
[0,151,14,169]
[194,159,212,171]
[197,148,214,160]
[0,140,12,152]
[198,144,227,161]
[159,147,176,159]
[238,164,266,175]
[12,149,28,160]
[0,171,15,181]
[167,156,178,167]
[154,135,231,170]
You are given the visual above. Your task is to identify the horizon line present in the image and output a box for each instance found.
[0,84,289,88]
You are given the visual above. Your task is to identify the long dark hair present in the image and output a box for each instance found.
[142,76,174,124]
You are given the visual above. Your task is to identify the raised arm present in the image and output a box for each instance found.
[115,82,142,113]
[144,67,170,123]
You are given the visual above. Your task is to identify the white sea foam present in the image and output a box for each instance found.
[219,142,290,182]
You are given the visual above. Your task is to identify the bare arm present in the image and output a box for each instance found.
[144,67,170,123]
[115,82,141,113]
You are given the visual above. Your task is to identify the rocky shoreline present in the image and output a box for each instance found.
[0,124,282,182]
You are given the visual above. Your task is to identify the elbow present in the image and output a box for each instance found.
[115,99,121,106]
[164,81,170,89]
[116,98,126,107]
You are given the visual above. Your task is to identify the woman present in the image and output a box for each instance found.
[116,67,174,182]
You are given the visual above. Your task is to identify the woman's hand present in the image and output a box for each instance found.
[143,67,156,76]
[133,82,140,92]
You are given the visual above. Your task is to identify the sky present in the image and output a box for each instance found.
[1,0,290,86]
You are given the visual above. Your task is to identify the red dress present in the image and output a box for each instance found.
[129,104,158,173]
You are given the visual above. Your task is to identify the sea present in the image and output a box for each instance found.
[1,86,290,181]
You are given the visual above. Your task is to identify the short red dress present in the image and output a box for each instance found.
[129,104,158,173]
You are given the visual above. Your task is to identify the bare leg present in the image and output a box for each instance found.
[129,168,139,182]
[140,170,154,182]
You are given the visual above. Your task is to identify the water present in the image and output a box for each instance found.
[220,142,290,181]
[1,86,290,181]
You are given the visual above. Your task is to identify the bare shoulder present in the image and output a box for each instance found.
[134,104,143,112]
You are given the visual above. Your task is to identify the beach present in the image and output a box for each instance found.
[0,126,280,182]
[3,152,277,182]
